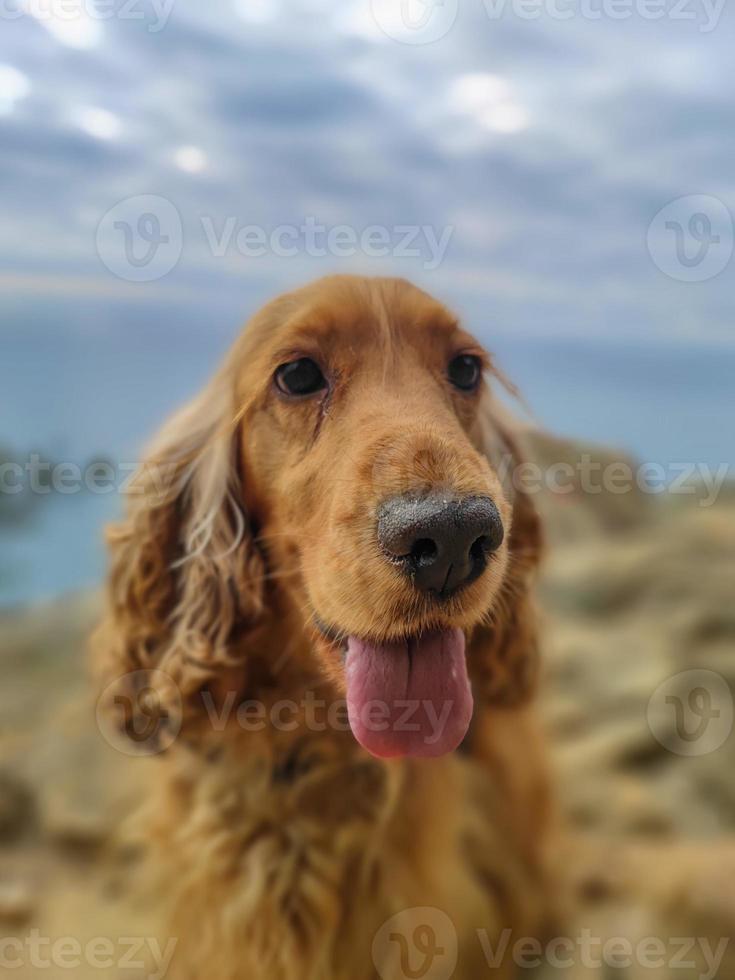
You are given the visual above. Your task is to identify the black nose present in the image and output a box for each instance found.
[377,493,504,598]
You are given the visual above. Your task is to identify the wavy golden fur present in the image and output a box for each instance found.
[92,275,552,979]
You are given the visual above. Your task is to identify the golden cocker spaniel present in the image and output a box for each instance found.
[93,275,552,980]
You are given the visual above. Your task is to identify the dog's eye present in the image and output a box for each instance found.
[275,357,327,397]
[448,354,482,392]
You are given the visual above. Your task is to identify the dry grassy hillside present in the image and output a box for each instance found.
[1,432,733,978]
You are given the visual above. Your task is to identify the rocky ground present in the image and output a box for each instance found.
[1,433,733,978]
[526,433,735,979]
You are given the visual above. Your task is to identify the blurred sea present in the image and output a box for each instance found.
[3,298,733,608]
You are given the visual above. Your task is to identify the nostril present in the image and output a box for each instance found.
[410,538,438,566]
[469,535,491,565]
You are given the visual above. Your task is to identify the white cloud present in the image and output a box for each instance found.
[449,73,512,111]
[70,106,122,140]
[232,0,280,24]
[0,64,30,115]
[447,72,529,135]
[23,0,103,49]
[479,102,530,134]
[333,2,386,42]
[173,145,208,174]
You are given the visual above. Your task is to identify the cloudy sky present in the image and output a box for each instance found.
[2,0,735,456]
[1,0,734,603]
[2,0,734,342]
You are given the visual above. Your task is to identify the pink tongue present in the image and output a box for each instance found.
[345,628,473,759]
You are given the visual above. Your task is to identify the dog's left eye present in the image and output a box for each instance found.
[448,354,482,391]
[275,357,327,397]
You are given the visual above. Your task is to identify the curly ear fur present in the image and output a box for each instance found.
[469,393,543,706]
[92,365,267,727]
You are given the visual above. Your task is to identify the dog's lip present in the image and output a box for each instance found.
[312,614,346,648]
[311,613,460,653]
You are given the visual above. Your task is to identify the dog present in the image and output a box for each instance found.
[93,275,552,980]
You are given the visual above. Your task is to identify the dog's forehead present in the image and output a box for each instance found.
[278,278,462,357]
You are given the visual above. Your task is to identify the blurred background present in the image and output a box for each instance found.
[1,1,734,977]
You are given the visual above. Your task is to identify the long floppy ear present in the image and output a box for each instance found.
[469,388,543,707]
[91,363,267,737]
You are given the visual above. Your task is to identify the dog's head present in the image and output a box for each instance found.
[94,276,541,758]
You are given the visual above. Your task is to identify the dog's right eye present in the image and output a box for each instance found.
[275,357,327,397]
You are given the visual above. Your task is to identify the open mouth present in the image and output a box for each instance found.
[315,620,474,759]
